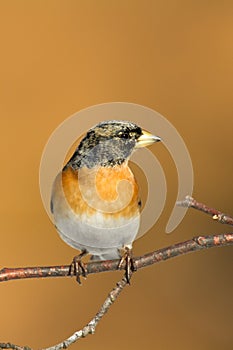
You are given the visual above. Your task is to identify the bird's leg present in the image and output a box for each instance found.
[69,249,88,284]
[118,245,137,284]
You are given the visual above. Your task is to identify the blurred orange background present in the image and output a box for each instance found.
[0,1,232,350]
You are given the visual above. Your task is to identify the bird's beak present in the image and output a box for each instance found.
[136,129,161,148]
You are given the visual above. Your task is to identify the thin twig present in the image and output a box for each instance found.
[0,344,29,350]
[177,195,233,226]
[0,277,128,350]
[45,277,129,350]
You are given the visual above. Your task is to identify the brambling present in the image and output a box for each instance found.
[51,120,161,283]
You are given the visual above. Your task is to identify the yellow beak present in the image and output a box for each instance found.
[136,129,161,148]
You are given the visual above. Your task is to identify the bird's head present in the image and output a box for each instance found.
[66,120,161,169]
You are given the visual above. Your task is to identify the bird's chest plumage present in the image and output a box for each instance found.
[51,165,140,253]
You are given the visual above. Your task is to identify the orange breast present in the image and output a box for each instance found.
[61,164,140,219]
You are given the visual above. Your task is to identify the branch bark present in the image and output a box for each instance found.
[0,233,232,283]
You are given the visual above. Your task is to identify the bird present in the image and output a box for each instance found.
[50,120,161,283]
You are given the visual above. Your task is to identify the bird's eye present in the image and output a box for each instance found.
[119,131,129,139]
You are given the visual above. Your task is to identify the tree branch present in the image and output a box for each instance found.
[0,233,232,283]
[0,276,129,350]
[177,195,233,226]
[1,197,233,350]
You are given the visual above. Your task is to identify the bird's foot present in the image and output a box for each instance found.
[118,246,137,284]
[69,250,88,284]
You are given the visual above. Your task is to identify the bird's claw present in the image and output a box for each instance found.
[118,246,137,284]
[69,250,88,284]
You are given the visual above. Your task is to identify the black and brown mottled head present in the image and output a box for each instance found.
[65,120,160,169]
